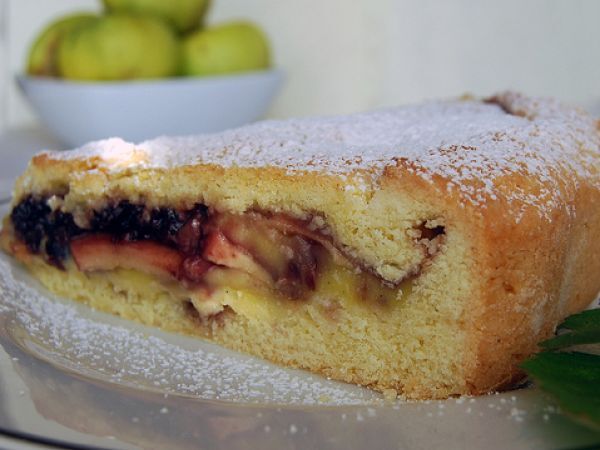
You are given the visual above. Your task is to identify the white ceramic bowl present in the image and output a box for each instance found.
[17,70,283,147]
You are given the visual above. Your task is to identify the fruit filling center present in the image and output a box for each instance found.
[9,196,444,315]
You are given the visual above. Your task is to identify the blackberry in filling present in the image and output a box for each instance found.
[10,196,84,267]
[11,197,206,263]
[90,201,147,239]
[10,195,52,254]
[45,211,82,267]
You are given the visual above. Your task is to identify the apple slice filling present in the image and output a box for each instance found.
[10,196,444,318]
[70,212,323,304]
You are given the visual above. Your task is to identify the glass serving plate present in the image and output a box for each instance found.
[0,201,598,450]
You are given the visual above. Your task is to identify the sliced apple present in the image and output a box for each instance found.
[181,255,213,282]
[202,266,270,294]
[189,266,275,317]
[67,210,338,302]
[208,213,320,299]
[70,234,183,279]
[266,214,350,268]
[211,213,289,277]
[202,231,272,285]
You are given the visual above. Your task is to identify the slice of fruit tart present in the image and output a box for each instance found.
[2,91,599,399]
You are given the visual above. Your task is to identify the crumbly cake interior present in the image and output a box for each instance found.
[3,189,464,397]
[3,92,599,399]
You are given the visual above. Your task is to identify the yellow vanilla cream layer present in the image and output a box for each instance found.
[24,253,411,333]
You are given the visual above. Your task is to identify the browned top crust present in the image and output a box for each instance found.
[14,91,600,224]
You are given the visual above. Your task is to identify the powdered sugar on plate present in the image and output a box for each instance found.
[42,92,600,218]
[0,255,380,406]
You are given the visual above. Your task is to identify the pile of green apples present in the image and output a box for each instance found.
[27,0,271,81]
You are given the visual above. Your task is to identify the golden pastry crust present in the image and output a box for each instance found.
[3,91,600,399]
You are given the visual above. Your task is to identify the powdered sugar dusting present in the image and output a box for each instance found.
[0,256,380,405]
[43,92,600,218]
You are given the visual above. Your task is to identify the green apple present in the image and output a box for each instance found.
[57,15,180,81]
[27,13,98,77]
[102,0,211,34]
[181,21,270,77]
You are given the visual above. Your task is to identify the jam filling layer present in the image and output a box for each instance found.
[10,196,444,311]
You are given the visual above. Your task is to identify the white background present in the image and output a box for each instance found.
[2,0,600,130]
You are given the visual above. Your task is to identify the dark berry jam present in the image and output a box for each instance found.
[10,196,208,268]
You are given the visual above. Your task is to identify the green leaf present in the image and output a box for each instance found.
[521,309,600,431]
[540,309,600,350]
[558,309,600,331]
[521,351,600,429]
[541,330,600,350]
